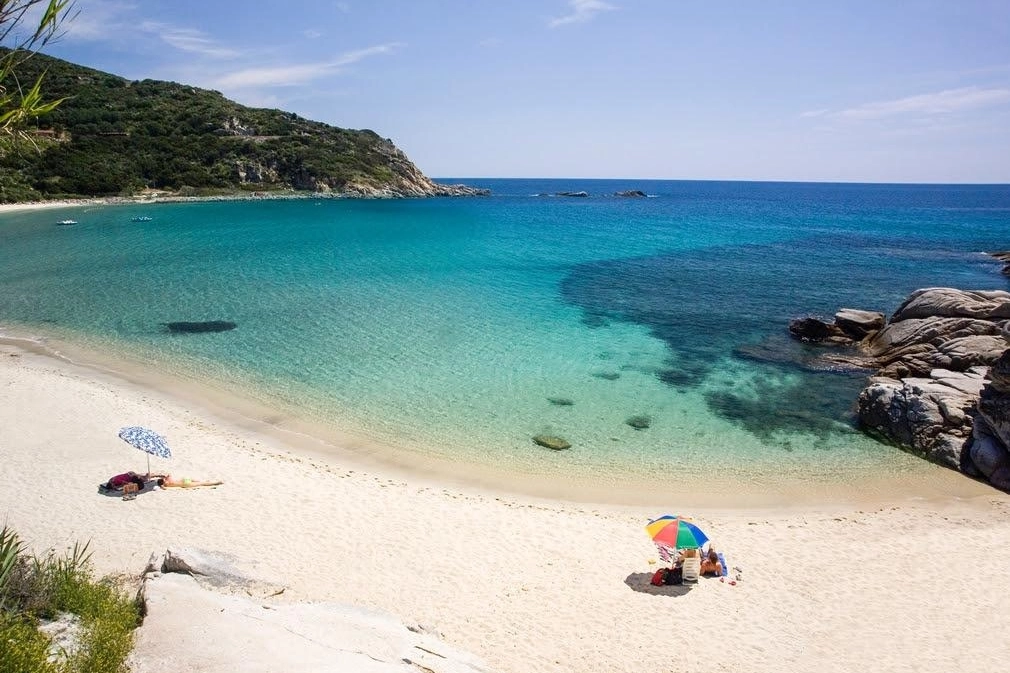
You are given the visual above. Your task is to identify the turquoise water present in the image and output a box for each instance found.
[2,180,1009,488]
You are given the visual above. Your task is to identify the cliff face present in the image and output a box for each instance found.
[0,50,488,201]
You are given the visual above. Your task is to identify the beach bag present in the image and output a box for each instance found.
[650,568,667,586]
[105,472,133,490]
[665,566,683,585]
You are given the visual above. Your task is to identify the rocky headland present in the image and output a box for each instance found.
[0,50,489,202]
[788,269,1010,491]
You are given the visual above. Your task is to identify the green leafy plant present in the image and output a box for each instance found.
[0,526,137,673]
[0,524,27,612]
[0,1,78,150]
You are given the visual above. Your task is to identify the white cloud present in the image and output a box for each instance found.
[139,23,241,58]
[799,109,828,118]
[304,29,323,39]
[335,2,351,12]
[549,0,616,27]
[214,42,404,89]
[835,86,1010,120]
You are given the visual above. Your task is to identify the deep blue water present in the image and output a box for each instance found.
[2,179,1008,486]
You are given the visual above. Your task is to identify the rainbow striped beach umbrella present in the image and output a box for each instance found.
[645,515,710,555]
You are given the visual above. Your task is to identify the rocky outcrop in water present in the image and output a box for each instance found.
[615,190,647,198]
[788,283,1010,491]
[990,250,1010,276]
[164,321,237,334]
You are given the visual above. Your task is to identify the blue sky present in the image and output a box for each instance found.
[28,0,1010,182]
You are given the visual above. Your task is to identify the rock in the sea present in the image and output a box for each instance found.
[614,190,647,197]
[787,317,839,342]
[792,281,1010,491]
[834,309,885,340]
[592,371,621,381]
[625,415,651,430]
[165,320,237,333]
[547,397,575,407]
[990,250,1010,276]
[533,434,571,450]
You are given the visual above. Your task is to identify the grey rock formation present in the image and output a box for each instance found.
[791,283,1010,491]
[890,288,1010,321]
[857,368,987,468]
[615,190,647,197]
[834,309,885,340]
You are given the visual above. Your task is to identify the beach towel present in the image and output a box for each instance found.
[717,552,728,576]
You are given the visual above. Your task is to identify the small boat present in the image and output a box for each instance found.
[56,219,78,225]
[131,216,153,222]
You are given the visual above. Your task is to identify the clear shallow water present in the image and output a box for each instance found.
[2,180,1009,490]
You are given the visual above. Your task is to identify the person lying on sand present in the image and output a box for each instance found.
[700,547,723,577]
[104,471,149,491]
[151,474,223,488]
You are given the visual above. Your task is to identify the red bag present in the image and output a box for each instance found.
[650,568,667,586]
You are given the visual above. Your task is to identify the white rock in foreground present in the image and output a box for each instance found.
[130,550,491,673]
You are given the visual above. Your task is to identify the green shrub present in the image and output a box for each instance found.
[0,526,138,673]
[0,614,58,673]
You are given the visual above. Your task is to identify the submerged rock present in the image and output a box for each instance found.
[625,415,652,430]
[591,371,621,381]
[614,190,647,197]
[533,435,571,450]
[547,397,575,406]
[165,320,237,333]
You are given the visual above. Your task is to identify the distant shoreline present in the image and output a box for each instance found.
[0,188,471,214]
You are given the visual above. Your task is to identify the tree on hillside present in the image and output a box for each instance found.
[0,0,76,151]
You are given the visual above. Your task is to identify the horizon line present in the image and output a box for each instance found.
[433,176,1010,187]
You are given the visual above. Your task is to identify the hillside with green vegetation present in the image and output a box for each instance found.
[0,49,482,202]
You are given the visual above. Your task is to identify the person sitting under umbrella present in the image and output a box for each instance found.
[700,547,724,576]
[149,474,223,489]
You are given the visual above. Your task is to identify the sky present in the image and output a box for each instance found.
[19,0,1010,182]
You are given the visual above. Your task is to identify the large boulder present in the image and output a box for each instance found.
[834,309,885,340]
[890,288,1010,321]
[856,368,986,468]
[863,317,1008,377]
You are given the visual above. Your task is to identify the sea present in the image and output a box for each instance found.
[2,179,1009,501]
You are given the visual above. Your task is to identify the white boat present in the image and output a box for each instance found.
[131,216,153,222]
[56,219,78,225]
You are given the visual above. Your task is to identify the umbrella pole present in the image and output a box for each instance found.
[147,454,151,478]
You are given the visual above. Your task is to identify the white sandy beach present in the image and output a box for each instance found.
[2,337,1010,673]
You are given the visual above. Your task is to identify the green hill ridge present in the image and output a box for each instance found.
[0,50,485,202]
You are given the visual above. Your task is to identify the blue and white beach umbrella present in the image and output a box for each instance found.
[118,426,172,474]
